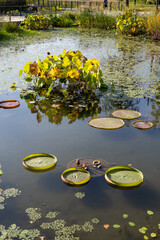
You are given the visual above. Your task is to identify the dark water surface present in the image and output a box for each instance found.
[0,29,160,240]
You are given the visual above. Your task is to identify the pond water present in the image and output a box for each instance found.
[0,29,160,240]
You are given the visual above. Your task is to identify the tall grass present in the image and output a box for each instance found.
[77,9,116,29]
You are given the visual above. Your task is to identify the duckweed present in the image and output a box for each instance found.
[2,188,21,198]
[82,221,94,232]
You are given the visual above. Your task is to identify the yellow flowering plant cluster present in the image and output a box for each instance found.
[116,10,146,36]
[22,15,50,30]
[19,50,107,98]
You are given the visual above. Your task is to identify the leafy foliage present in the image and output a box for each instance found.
[20,50,106,99]
[145,13,160,40]
[22,14,50,30]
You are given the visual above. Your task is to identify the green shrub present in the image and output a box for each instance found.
[22,14,50,30]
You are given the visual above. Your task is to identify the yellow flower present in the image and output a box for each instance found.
[67,69,80,79]
[48,66,61,80]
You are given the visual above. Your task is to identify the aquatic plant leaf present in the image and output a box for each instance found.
[113,224,120,228]
[2,188,21,198]
[23,153,57,171]
[45,211,59,219]
[88,117,125,130]
[139,227,147,234]
[105,166,143,187]
[132,121,153,130]
[82,221,94,232]
[75,192,85,199]
[144,236,149,240]
[111,109,141,120]
[150,233,156,238]
[128,222,135,226]
[123,214,128,218]
[61,168,90,186]
[147,210,154,215]
[91,218,99,224]
[158,223,160,229]
[25,208,42,223]
[104,224,110,230]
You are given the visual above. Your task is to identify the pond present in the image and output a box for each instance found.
[0,28,160,240]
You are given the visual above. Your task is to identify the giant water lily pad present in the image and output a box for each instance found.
[88,117,125,130]
[111,109,141,120]
[105,166,143,188]
[61,168,90,186]
[0,100,20,109]
[132,120,153,129]
[23,153,57,171]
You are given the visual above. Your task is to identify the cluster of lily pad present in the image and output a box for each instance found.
[0,224,40,240]
[25,208,42,224]
[0,187,21,210]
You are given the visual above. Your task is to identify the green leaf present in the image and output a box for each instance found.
[158,223,160,229]
[19,69,23,76]
[25,77,32,82]
[150,233,156,238]
[147,210,154,215]
[0,170,3,176]
[139,227,147,234]
[128,222,135,227]
[144,236,148,240]
[113,224,120,229]
[46,83,53,96]
[123,214,128,219]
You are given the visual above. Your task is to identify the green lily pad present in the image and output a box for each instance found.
[113,224,120,228]
[23,153,57,171]
[61,168,90,186]
[111,109,141,120]
[132,121,153,130]
[88,117,125,130]
[105,166,143,188]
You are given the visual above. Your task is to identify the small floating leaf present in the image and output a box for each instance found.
[91,218,99,224]
[128,222,135,227]
[133,121,153,130]
[75,192,85,199]
[113,224,120,228]
[139,227,147,234]
[150,233,156,238]
[123,214,128,219]
[147,210,154,215]
[158,223,160,229]
[144,236,149,240]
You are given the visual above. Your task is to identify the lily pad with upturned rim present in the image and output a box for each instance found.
[132,120,153,129]
[88,117,125,130]
[105,166,143,188]
[0,100,20,109]
[23,153,57,171]
[61,168,90,186]
[111,109,141,120]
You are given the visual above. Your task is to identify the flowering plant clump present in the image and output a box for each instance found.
[116,10,146,36]
[19,50,107,98]
[22,14,50,30]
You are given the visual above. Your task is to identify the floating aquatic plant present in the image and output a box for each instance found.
[88,117,125,130]
[19,229,40,239]
[82,221,94,232]
[2,188,21,198]
[45,211,59,219]
[0,197,5,203]
[25,208,42,223]
[91,218,99,224]
[40,219,66,231]
[75,192,85,199]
